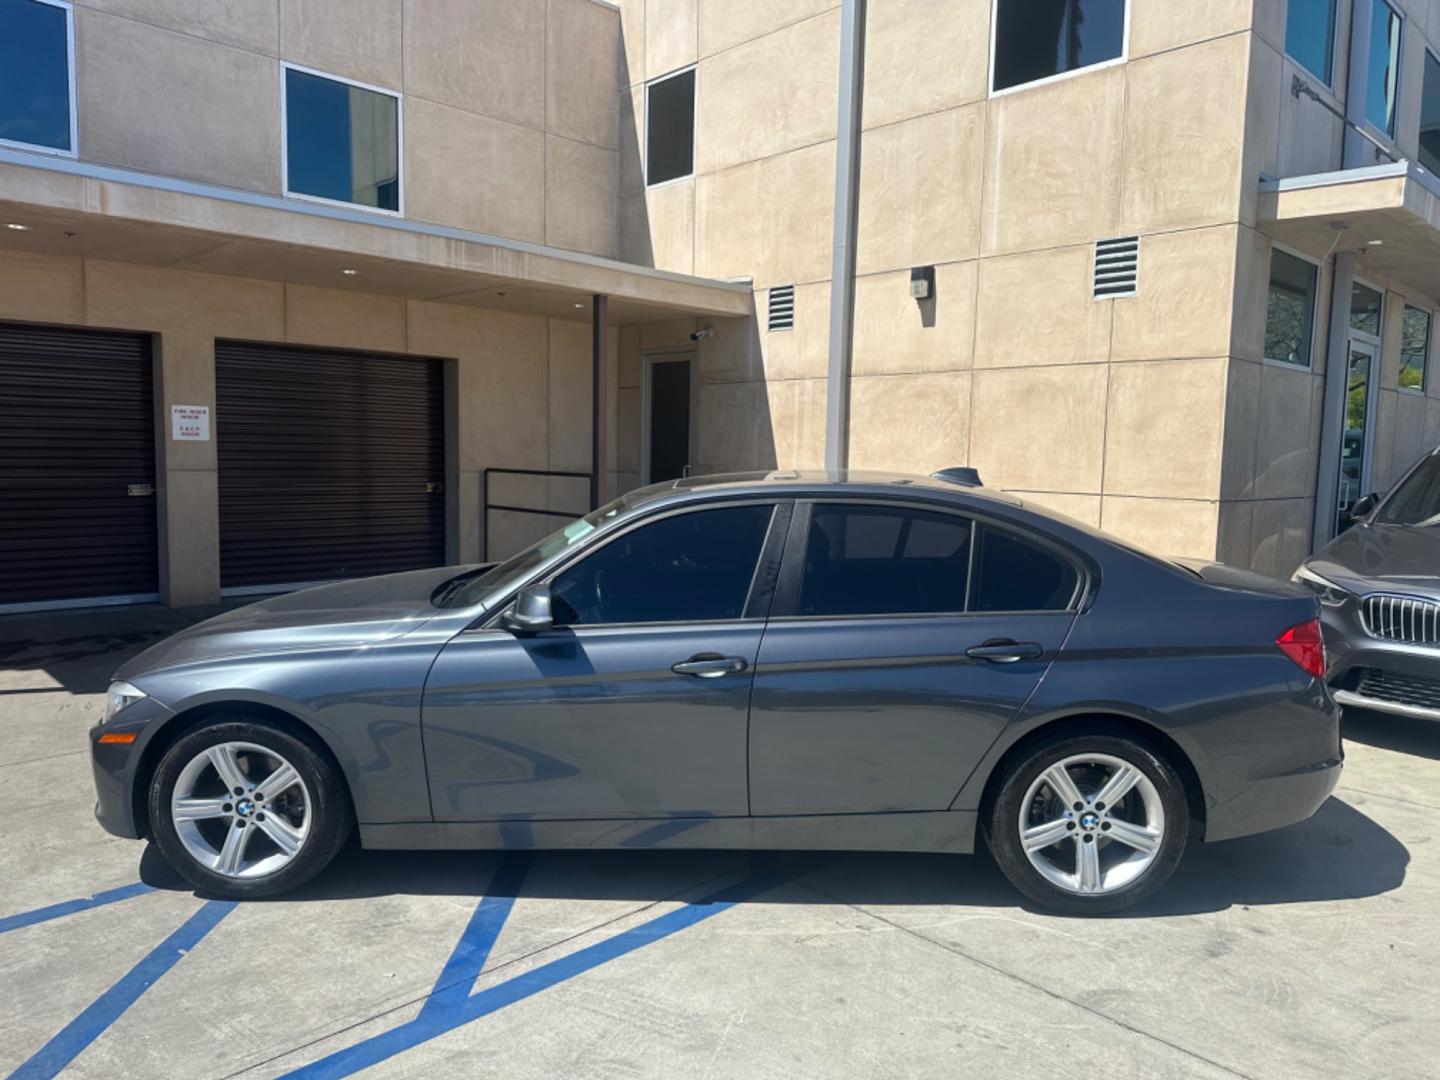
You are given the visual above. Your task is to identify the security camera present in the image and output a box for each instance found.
[689,326,715,342]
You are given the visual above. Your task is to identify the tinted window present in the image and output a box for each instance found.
[1377,454,1440,526]
[1285,0,1336,84]
[1366,0,1402,137]
[1265,249,1318,367]
[550,504,772,625]
[1422,50,1440,175]
[972,526,1079,612]
[285,67,400,211]
[992,0,1126,93]
[798,506,971,616]
[1402,306,1430,392]
[0,0,71,153]
[1351,281,1384,337]
[647,68,694,186]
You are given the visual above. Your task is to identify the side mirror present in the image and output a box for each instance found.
[1352,492,1380,520]
[501,583,554,634]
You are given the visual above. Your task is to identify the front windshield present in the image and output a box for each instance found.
[1376,454,1440,526]
[435,497,629,609]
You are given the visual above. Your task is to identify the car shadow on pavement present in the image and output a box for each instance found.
[1342,707,1440,762]
[138,795,1406,919]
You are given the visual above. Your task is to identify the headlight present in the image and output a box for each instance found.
[102,681,147,723]
[1291,565,1349,607]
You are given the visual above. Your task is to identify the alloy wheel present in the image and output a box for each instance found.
[170,741,311,879]
[1017,752,1165,896]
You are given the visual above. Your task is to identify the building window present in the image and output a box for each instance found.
[1365,0,1402,138]
[1421,51,1440,175]
[0,0,75,155]
[991,0,1127,94]
[283,65,400,213]
[1264,249,1319,367]
[1285,0,1336,85]
[1351,281,1384,337]
[1401,305,1430,392]
[646,67,694,186]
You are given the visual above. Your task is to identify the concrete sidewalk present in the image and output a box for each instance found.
[1,604,1436,1079]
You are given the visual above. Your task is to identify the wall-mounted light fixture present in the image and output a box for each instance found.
[909,265,935,302]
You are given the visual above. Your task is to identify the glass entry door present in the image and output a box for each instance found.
[1335,339,1379,533]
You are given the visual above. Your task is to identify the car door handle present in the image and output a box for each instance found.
[672,654,749,678]
[965,640,1044,663]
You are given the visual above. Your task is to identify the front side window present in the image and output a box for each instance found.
[1264,250,1318,367]
[971,525,1079,612]
[1285,0,1336,85]
[550,504,773,625]
[1401,305,1430,392]
[798,506,973,617]
[1366,0,1403,137]
[1421,50,1440,175]
[284,66,400,212]
[1377,453,1440,526]
[992,0,1127,94]
[0,0,73,154]
[646,68,695,186]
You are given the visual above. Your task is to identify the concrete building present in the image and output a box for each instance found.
[1,0,1438,612]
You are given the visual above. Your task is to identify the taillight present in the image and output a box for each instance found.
[1277,618,1327,678]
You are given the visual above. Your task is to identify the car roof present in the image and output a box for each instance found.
[624,469,1025,511]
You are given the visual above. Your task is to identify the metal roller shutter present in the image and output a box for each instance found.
[0,323,158,611]
[215,341,446,590]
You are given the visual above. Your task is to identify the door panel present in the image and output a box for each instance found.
[747,614,1073,815]
[422,624,760,820]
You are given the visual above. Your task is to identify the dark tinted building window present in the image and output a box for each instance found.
[0,0,72,153]
[1365,0,1402,137]
[1285,0,1336,84]
[1264,249,1318,367]
[992,0,1126,93]
[551,504,772,625]
[647,68,694,185]
[1421,50,1440,175]
[285,67,400,211]
[971,526,1079,612]
[798,506,972,617]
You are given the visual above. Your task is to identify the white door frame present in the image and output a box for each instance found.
[640,349,695,484]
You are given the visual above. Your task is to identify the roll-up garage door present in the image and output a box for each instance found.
[215,341,446,590]
[0,323,158,612]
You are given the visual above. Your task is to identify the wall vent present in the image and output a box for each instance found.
[1093,236,1139,298]
[767,284,795,331]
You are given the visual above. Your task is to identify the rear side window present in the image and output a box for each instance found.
[550,504,773,625]
[971,524,1079,612]
[798,506,972,616]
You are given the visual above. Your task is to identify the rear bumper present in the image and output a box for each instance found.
[1204,756,1342,842]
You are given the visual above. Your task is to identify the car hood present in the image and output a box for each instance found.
[115,565,476,679]
[1308,523,1440,598]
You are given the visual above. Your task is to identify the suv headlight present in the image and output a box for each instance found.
[103,681,147,723]
[1292,565,1349,607]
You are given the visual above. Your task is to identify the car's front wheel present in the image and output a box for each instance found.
[984,731,1189,915]
[148,717,351,899]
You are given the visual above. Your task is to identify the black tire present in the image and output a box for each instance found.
[984,730,1189,916]
[148,717,352,900]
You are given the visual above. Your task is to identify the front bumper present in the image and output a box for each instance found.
[1320,598,1440,721]
[89,694,176,839]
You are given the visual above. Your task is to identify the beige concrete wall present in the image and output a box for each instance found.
[616,0,1262,559]
[0,248,600,606]
[68,0,620,257]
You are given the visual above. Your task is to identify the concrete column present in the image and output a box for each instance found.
[1312,252,1357,550]
[591,294,609,509]
[154,329,221,606]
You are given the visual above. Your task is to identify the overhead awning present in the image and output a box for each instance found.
[1258,161,1440,302]
[0,147,751,325]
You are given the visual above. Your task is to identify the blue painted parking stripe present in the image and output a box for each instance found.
[11,899,236,1080]
[283,864,800,1080]
[0,882,154,936]
[419,854,531,1018]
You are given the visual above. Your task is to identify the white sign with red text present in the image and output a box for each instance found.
[171,405,211,441]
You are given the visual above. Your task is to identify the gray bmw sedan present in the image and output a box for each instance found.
[91,470,1340,915]
[1295,446,1440,724]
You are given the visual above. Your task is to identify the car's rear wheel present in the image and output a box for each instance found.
[148,717,351,900]
[985,731,1189,915]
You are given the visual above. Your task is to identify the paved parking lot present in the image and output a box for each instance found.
[3,605,1438,1079]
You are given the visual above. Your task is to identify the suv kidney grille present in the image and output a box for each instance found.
[1361,594,1440,644]
[1355,668,1440,711]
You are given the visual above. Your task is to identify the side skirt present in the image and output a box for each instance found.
[360,810,977,854]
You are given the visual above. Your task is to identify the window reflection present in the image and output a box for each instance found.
[285,68,400,211]
[0,0,71,153]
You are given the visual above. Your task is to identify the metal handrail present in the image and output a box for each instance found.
[481,467,591,561]
[1290,74,1399,163]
